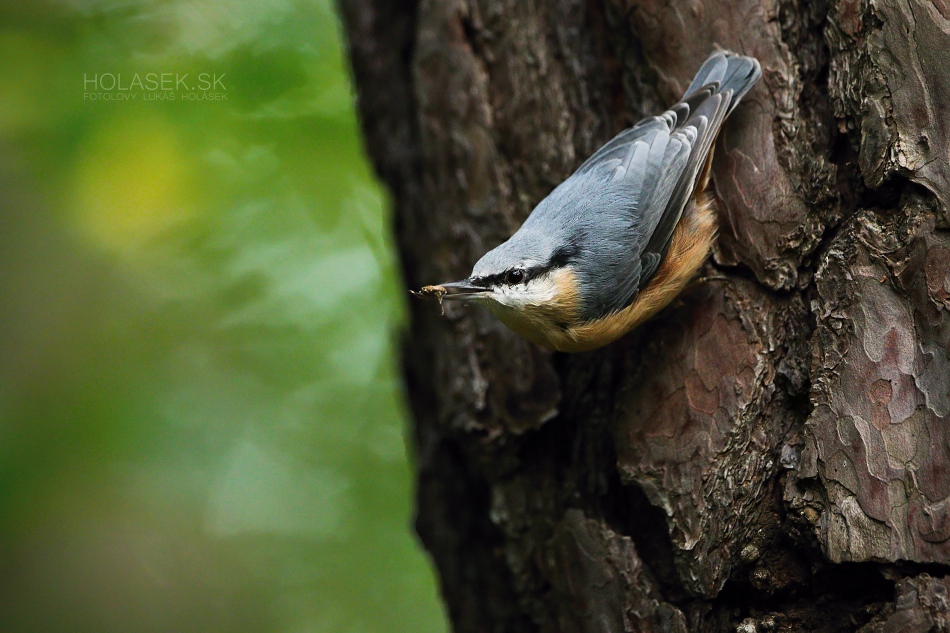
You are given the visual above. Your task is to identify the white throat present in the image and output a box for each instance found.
[487,274,560,309]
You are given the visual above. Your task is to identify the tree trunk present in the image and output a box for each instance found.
[338,0,950,631]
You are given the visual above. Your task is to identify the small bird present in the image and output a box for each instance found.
[422,51,761,352]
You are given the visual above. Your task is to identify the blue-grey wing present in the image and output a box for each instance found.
[565,51,760,318]
[563,95,718,317]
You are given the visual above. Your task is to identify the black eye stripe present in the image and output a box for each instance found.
[481,267,534,286]
[548,242,578,269]
[482,244,577,286]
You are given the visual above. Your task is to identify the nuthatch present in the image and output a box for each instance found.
[423,51,761,352]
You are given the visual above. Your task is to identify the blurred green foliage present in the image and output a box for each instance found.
[0,1,447,631]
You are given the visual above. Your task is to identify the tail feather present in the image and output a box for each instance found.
[684,51,761,115]
[638,51,759,265]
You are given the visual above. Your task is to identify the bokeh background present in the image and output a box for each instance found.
[0,0,447,631]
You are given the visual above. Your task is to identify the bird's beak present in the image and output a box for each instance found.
[439,278,489,299]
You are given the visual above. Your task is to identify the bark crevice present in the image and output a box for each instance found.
[340,0,950,629]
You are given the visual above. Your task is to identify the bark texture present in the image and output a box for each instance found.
[339,0,950,631]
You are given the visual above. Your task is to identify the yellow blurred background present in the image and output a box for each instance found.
[0,0,447,631]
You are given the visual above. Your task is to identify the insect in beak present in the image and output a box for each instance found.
[438,278,489,300]
[411,278,489,314]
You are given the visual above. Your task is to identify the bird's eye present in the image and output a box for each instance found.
[506,269,526,285]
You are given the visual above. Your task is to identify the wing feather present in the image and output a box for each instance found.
[564,52,760,319]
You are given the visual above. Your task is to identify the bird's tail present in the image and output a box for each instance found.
[683,51,761,116]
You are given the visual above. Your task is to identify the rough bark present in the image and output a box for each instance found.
[338,1,950,631]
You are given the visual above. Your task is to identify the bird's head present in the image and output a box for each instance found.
[438,233,582,345]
